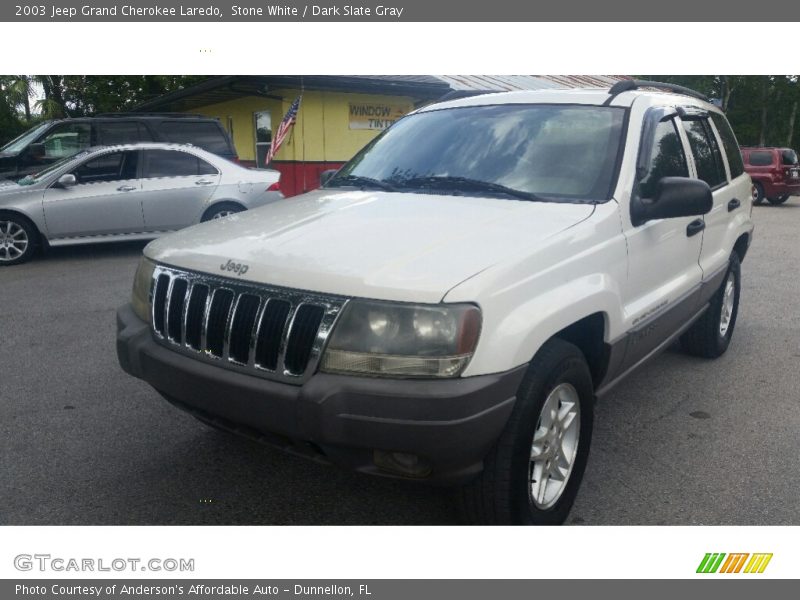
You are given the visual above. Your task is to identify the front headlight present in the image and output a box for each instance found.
[321,300,481,378]
[131,257,156,324]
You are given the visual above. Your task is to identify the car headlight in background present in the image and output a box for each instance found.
[320,301,481,378]
[131,257,156,324]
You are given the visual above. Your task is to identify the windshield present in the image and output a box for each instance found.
[0,122,51,154]
[329,104,626,202]
[16,151,90,186]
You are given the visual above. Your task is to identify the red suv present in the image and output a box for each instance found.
[741,146,800,205]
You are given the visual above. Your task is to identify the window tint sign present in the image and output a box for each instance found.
[349,103,410,130]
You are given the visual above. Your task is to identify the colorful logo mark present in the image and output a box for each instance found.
[697,553,773,574]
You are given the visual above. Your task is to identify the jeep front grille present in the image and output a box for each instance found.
[149,265,347,384]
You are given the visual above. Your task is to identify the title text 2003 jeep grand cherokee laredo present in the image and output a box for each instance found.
[117,80,754,525]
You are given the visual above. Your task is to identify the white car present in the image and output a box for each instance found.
[0,142,281,265]
[117,81,754,525]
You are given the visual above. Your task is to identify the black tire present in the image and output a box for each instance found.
[458,338,594,525]
[201,202,245,222]
[681,253,741,359]
[0,211,38,266]
[752,182,765,205]
[768,194,789,205]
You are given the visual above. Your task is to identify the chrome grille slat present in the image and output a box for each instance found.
[247,298,269,368]
[254,298,292,372]
[221,291,238,362]
[167,278,189,343]
[228,294,261,365]
[180,282,193,346]
[199,284,214,352]
[163,276,176,340]
[152,273,170,335]
[206,288,234,358]
[149,265,347,385]
[284,304,326,375]
[275,303,300,375]
[185,283,209,351]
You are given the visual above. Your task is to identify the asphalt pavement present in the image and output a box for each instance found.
[1,200,799,525]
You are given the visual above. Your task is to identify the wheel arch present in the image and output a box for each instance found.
[200,200,247,221]
[0,208,44,243]
[550,313,611,388]
[733,232,750,263]
[462,276,623,380]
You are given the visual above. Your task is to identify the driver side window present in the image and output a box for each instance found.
[73,151,138,184]
[637,119,689,199]
[39,123,92,159]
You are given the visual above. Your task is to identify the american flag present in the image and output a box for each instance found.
[266,96,301,165]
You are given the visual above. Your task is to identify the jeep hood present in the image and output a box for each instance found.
[145,189,595,303]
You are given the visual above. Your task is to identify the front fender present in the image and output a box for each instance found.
[473,277,622,377]
[447,202,628,377]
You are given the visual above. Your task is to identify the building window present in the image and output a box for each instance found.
[255,110,272,168]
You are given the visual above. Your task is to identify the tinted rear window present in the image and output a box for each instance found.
[710,113,745,178]
[97,122,152,145]
[143,149,218,178]
[158,121,231,154]
[748,151,774,166]
[682,119,727,188]
[781,149,798,165]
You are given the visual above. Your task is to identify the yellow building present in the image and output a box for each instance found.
[136,76,449,196]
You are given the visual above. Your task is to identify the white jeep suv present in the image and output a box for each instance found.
[117,80,754,525]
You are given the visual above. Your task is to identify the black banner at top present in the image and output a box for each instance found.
[1,0,793,21]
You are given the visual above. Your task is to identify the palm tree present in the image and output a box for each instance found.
[0,76,34,119]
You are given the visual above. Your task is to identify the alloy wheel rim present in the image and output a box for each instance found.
[0,220,28,262]
[528,382,581,510]
[719,272,736,337]
[212,211,234,220]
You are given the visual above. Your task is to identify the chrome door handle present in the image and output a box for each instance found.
[117,185,137,192]
[195,179,214,186]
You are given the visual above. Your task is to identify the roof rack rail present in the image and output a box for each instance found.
[94,112,206,118]
[607,79,710,103]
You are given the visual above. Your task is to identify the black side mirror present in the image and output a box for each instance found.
[319,169,338,187]
[631,177,713,226]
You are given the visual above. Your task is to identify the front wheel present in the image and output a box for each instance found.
[768,194,789,205]
[458,338,594,525]
[681,253,741,358]
[0,213,37,266]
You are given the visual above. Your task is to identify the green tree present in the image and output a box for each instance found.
[639,75,800,148]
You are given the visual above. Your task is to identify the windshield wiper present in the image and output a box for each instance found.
[327,174,395,192]
[395,175,545,202]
